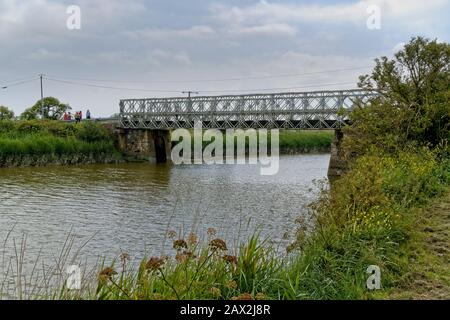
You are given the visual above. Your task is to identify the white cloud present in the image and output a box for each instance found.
[392,42,406,54]
[0,0,148,41]
[123,25,216,40]
[146,49,192,66]
[226,23,297,36]
[0,0,67,39]
[86,49,192,67]
[211,0,448,26]
[24,48,65,60]
[0,0,448,117]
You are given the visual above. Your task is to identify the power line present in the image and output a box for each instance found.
[44,76,358,94]
[182,91,199,98]
[45,77,184,93]
[1,77,39,89]
[0,75,36,84]
[199,82,359,94]
[46,66,372,84]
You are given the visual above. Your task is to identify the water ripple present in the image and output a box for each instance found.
[0,155,329,272]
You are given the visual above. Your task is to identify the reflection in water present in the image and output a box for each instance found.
[0,154,330,269]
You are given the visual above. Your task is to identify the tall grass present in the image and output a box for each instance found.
[279,130,333,151]
[173,129,333,154]
[94,233,281,300]
[0,135,115,156]
[0,120,118,161]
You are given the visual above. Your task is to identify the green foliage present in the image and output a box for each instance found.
[281,37,450,299]
[0,120,117,158]
[282,148,450,299]
[0,106,14,120]
[20,97,71,120]
[278,130,333,151]
[345,37,450,156]
[75,121,112,143]
[172,130,333,153]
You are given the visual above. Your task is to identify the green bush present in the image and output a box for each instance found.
[75,121,112,143]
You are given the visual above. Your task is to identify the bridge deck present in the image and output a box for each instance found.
[119,89,377,130]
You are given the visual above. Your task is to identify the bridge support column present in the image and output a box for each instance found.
[117,129,171,163]
[327,129,348,182]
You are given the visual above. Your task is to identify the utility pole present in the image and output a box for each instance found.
[182,91,199,124]
[39,74,45,118]
[182,91,199,98]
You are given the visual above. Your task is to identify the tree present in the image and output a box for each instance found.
[344,37,450,155]
[0,106,14,120]
[21,97,71,120]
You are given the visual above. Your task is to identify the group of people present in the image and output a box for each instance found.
[63,109,91,123]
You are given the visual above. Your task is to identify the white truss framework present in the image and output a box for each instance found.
[119,89,378,130]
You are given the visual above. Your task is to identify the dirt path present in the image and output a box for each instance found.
[390,188,450,299]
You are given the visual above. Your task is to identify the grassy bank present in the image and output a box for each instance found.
[280,148,450,299]
[278,130,333,153]
[174,130,333,154]
[0,120,120,166]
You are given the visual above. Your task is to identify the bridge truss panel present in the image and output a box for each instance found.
[119,89,377,130]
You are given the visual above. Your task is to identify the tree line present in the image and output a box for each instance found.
[0,97,70,121]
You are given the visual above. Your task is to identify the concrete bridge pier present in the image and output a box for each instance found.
[117,129,171,163]
[327,129,347,181]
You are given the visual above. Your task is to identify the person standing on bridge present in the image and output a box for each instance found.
[75,111,81,123]
[86,109,91,120]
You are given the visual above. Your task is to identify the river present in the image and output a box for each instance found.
[0,154,329,285]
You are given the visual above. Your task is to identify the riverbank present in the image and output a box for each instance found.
[0,121,333,168]
[279,130,333,153]
[0,120,121,167]
[176,129,333,155]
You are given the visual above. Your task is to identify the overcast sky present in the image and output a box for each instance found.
[1,0,449,117]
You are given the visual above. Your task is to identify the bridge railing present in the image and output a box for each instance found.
[119,89,378,129]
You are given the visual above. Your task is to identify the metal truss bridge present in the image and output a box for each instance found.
[119,89,377,130]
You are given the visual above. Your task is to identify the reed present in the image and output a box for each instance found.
[0,120,118,161]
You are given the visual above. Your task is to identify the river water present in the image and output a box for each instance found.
[0,154,329,279]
